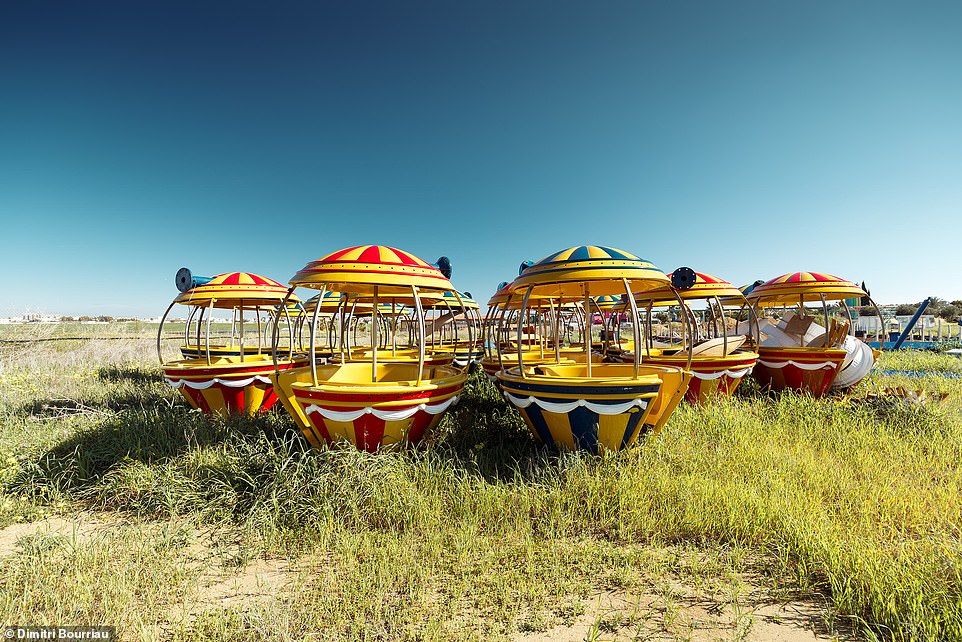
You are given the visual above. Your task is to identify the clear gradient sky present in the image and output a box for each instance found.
[2,1,960,317]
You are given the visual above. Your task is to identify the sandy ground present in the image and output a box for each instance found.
[513,588,842,642]
[1,515,850,641]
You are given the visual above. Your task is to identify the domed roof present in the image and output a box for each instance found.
[173,272,295,307]
[739,280,765,296]
[302,290,347,313]
[487,280,581,309]
[635,271,745,304]
[746,271,866,304]
[427,290,479,310]
[592,295,624,311]
[290,245,454,294]
[486,281,512,307]
[511,245,668,297]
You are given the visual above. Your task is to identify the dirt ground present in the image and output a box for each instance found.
[2,514,850,641]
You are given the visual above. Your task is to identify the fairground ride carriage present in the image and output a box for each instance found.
[270,245,470,452]
[495,246,693,453]
[745,272,883,395]
[606,269,760,404]
[158,271,305,414]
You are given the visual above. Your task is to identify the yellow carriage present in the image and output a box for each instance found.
[158,271,305,415]
[495,246,692,452]
[271,245,469,452]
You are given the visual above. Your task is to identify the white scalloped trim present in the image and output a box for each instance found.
[691,367,752,381]
[756,360,838,370]
[303,395,459,422]
[503,391,648,415]
[165,375,272,390]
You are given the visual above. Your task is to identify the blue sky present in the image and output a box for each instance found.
[2,1,960,316]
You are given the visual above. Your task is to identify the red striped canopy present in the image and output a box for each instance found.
[174,272,296,307]
[636,271,744,304]
[487,282,513,307]
[746,271,866,304]
[290,245,453,294]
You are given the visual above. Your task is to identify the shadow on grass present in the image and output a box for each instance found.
[16,365,171,419]
[10,368,574,498]
[8,363,301,503]
[8,369,639,526]
[96,365,163,385]
[20,390,174,418]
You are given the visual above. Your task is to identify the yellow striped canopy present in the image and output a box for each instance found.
[290,245,454,294]
[746,272,867,304]
[511,246,668,297]
[302,291,347,314]
[592,295,624,311]
[174,272,298,308]
[487,280,569,308]
[427,290,479,310]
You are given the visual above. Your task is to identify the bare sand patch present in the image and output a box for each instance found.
[186,556,293,614]
[514,584,847,642]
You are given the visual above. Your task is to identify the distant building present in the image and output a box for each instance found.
[5,313,62,324]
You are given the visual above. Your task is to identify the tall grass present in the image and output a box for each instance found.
[1,333,960,640]
[880,348,962,373]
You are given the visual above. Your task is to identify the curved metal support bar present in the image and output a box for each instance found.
[237,303,244,364]
[256,307,263,356]
[451,289,472,373]
[623,278,642,378]
[819,293,830,348]
[184,306,197,347]
[869,299,885,349]
[549,298,561,363]
[371,286,379,383]
[518,286,534,378]
[583,284,592,378]
[412,285,425,385]
[195,304,205,361]
[714,295,728,355]
[310,285,325,387]
[272,287,296,377]
[346,298,358,360]
[285,301,299,359]
[157,301,176,366]
[205,299,215,366]
[669,287,693,371]
[645,304,653,353]
[495,301,509,372]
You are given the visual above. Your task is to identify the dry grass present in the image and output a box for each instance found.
[0,327,960,641]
